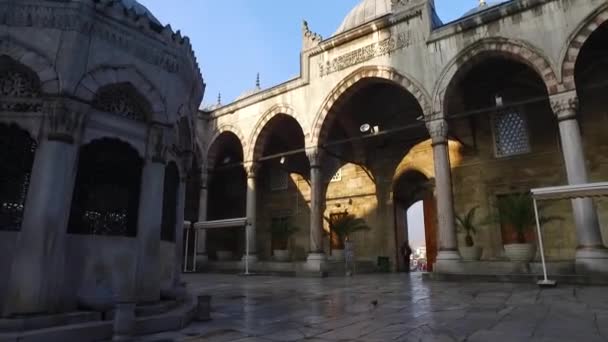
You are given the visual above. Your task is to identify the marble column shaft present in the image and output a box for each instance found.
[196,172,208,262]
[308,153,324,254]
[244,163,258,260]
[4,98,85,317]
[426,118,460,260]
[550,91,605,250]
[135,128,166,302]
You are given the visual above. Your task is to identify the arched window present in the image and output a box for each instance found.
[92,83,150,122]
[0,56,42,112]
[68,139,143,237]
[161,162,179,242]
[0,124,36,231]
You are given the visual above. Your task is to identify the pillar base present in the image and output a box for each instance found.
[575,247,608,275]
[304,253,327,272]
[436,250,461,261]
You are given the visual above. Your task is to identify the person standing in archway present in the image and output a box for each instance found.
[401,242,412,273]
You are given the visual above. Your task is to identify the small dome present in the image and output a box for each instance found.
[119,0,162,25]
[462,1,508,18]
[335,0,392,36]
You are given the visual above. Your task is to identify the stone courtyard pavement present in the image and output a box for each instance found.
[141,273,608,342]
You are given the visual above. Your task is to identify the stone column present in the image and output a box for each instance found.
[243,162,258,262]
[196,170,209,265]
[550,91,608,273]
[172,153,190,296]
[134,125,166,303]
[426,118,461,266]
[3,98,87,317]
[305,149,326,271]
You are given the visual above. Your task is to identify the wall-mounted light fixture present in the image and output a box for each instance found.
[360,123,380,134]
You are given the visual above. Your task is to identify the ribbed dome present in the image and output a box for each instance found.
[462,1,507,18]
[335,0,392,35]
[119,0,161,25]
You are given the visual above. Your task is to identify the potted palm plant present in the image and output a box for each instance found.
[456,206,483,261]
[495,193,559,262]
[270,218,299,262]
[329,214,371,261]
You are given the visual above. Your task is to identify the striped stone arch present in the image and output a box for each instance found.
[0,36,59,94]
[432,38,561,116]
[247,104,306,162]
[561,5,608,91]
[75,66,167,123]
[206,124,247,170]
[310,66,432,148]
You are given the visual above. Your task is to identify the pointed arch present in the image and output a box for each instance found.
[560,4,608,91]
[206,125,246,170]
[75,66,167,122]
[0,36,59,94]
[310,65,432,149]
[432,38,560,116]
[247,104,306,162]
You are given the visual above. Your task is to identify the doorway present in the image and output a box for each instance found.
[394,171,437,272]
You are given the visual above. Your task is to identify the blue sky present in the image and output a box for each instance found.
[139,1,482,107]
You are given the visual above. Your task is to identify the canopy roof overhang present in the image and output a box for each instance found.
[193,217,247,230]
[531,182,608,201]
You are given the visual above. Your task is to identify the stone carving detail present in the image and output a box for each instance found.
[318,30,416,77]
[0,3,180,74]
[307,149,322,168]
[426,118,448,144]
[44,98,88,144]
[391,0,412,9]
[149,125,167,163]
[302,20,323,50]
[93,84,149,122]
[0,57,42,112]
[550,91,578,121]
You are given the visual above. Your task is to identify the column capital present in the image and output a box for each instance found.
[244,161,259,178]
[425,118,448,145]
[306,148,322,168]
[43,97,89,144]
[147,124,168,164]
[550,90,578,122]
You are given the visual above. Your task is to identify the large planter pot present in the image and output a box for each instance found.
[273,249,290,262]
[332,249,345,261]
[504,243,536,262]
[460,246,483,261]
[216,250,234,261]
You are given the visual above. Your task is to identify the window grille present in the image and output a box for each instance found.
[0,124,36,231]
[92,83,150,122]
[493,110,531,157]
[68,139,142,237]
[331,169,342,182]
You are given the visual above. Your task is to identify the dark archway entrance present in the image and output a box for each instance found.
[206,132,246,260]
[393,170,437,272]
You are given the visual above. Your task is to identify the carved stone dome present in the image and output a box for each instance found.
[118,0,161,25]
[335,0,392,35]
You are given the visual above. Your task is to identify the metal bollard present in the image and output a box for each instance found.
[196,295,211,321]
[113,302,136,341]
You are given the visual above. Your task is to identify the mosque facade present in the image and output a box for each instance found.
[197,0,608,276]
